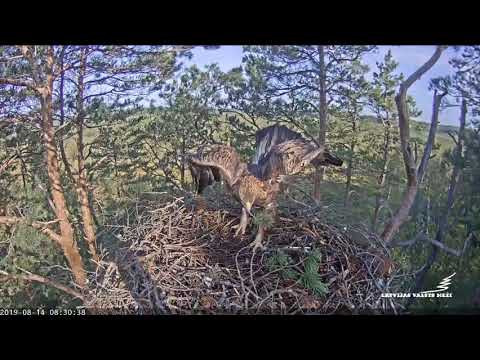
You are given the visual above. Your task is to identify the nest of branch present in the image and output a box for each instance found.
[85,195,402,314]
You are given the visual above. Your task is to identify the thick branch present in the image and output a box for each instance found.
[0,216,62,244]
[391,232,428,247]
[424,233,473,257]
[0,77,36,90]
[392,232,473,257]
[434,99,467,244]
[403,46,446,90]
[380,46,446,243]
[417,90,447,183]
[406,98,467,307]
[0,270,84,301]
[58,48,75,185]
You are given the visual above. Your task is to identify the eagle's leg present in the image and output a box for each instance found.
[233,207,249,236]
[249,224,266,252]
[249,203,277,252]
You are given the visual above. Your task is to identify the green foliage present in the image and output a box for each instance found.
[266,250,298,281]
[300,249,329,297]
[266,248,329,297]
[242,46,377,140]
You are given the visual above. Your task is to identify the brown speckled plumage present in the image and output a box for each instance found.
[188,125,343,250]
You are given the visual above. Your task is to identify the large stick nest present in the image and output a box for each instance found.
[85,195,402,314]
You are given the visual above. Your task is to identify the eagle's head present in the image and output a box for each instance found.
[310,149,344,167]
[283,142,343,175]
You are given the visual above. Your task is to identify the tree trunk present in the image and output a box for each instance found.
[372,121,391,232]
[407,99,467,306]
[40,47,86,287]
[16,143,28,194]
[313,45,327,202]
[88,191,100,228]
[75,47,99,262]
[344,154,353,207]
[58,48,75,184]
[417,90,446,184]
[344,118,357,207]
[180,137,186,189]
[381,46,445,244]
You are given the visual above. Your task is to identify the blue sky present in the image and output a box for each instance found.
[187,46,461,126]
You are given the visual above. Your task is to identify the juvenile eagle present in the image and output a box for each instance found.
[188,125,343,251]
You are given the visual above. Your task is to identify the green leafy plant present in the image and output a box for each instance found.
[266,250,298,280]
[300,249,329,296]
[266,248,329,296]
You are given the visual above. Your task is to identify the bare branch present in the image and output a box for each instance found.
[391,232,428,247]
[417,90,447,183]
[0,216,62,244]
[406,99,467,305]
[0,54,24,62]
[403,46,447,90]
[392,230,473,257]
[424,233,473,257]
[0,77,36,90]
[0,269,84,301]
[87,155,110,172]
[447,130,459,145]
[0,154,18,176]
[381,46,446,243]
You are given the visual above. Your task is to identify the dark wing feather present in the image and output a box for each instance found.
[252,125,343,181]
[188,144,247,189]
[252,124,303,166]
[189,163,221,194]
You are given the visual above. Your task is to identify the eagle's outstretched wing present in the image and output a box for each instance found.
[188,162,221,194]
[252,124,343,173]
[252,125,343,181]
[188,144,248,190]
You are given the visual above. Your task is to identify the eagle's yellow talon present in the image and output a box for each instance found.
[248,228,266,252]
[233,223,246,237]
[248,240,265,252]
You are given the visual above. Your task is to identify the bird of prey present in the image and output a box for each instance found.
[188,124,343,251]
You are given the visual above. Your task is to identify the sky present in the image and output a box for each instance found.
[186,46,461,126]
